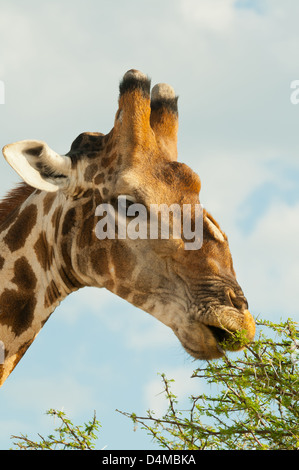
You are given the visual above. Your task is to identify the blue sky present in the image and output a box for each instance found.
[0,0,299,450]
[235,0,266,14]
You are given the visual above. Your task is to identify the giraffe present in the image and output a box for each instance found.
[0,69,255,387]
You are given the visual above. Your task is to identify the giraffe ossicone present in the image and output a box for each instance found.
[0,69,255,387]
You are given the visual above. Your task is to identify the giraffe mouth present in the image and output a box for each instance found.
[207,325,231,346]
[204,308,256,355]
[206,324,241,355]
[178,309,256,360]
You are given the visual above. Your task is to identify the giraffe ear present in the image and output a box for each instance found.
[2,140,72,192]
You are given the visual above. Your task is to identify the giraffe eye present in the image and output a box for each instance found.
[116,195,136,215]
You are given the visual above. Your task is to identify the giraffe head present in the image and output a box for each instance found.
[3,69,255,361]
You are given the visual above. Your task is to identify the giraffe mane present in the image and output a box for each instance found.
[0,182,36,227]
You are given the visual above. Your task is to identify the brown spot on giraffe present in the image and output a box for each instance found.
[51,205,63,240]
[58,265,83,291]
[94,172,105,185]
[0,256,37,336]
[43,192,56,215]
[84,163,98,182]
[77,214,95,250]
[62,207,76,236]
[44,280,61,308]
[12,256,37,291]
[132,293,150,308]
[90,247,109,277]
[110,242,137,280]
[3,204,37,252]
[82,188,94,199]
[61,240,71,267]
[0,288,37,336]
[116,285,132,300]
[81,199,94,219]
[34,231,54,271]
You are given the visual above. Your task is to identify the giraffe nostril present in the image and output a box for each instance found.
[226,289,248,311]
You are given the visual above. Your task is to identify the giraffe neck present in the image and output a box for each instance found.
[0,189,88,385]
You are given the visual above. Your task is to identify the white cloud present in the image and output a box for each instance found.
[0,5,35,75]
[238,201,299,317]
[181,0,237,32]
[196,149,272,221]
[124,319,176,351]
[57,287,118,325]
[7,375,98,417]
